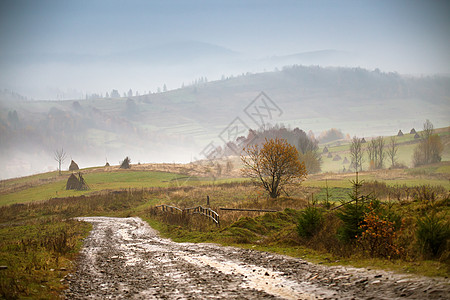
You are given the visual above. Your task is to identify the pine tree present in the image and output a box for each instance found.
[337,173,370,243]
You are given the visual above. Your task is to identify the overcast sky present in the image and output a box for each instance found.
[1,0,449,99]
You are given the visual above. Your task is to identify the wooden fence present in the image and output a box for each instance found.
[219,208,279,212]
[155,205,220,226]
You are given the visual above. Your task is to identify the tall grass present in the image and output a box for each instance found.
[0,218,91,299]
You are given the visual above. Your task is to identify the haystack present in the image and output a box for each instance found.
[69,160,79,171]
[333,154,342,161]
[410,128,416,134]
[361,138,366,143]
[105,162,110,167]
[120,156,131,169]
[343,157,349,164]
[327,152,333,158]
[322,146,329,153]
[66,174,81,190]
[397,130,404,136]
[66,173,89,190]
[414,133,420,139]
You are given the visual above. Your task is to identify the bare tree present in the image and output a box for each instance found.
[366,137,385,169]
[367,139,377,170]
[386,136,398,168]
[54,148,67,175]
[422,119,434,140]
[413,120,443,166]
[421,119,434,164]
[375,136,385,169]
[350,136,363,172]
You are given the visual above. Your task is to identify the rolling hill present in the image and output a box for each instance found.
[1,66,449,179]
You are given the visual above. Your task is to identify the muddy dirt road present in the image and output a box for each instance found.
[64,217,449,299]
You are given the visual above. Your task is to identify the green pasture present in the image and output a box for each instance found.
[0,171,190,206]
[319,129,450,173]
[0,170,245,206]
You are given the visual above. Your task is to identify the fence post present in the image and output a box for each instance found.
[207,195,210,206]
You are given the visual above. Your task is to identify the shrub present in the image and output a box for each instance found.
[416,213,450,258]
[336,202,367,243]
[358,202,403,258]
[297,206,324,238]
[336,174,370,243]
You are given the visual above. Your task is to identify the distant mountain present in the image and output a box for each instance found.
[2,41,238,66]
[263,49,356,67]
[116,41,239,64]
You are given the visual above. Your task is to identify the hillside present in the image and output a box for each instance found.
[319,126,450,173]
[1,66,449,179]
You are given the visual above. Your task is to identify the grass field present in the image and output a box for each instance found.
[0,168,246,206]
[319,127,450,173]
[1,161,449,206]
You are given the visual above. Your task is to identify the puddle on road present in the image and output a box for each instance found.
[182,254,317,300]
[76,216,325,299]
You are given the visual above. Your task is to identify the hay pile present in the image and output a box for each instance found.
[361,138,366,143]
[66,173,89,190]
[397,130,404,136]
[343,157,349,164]
[69,160,79,171]
[120,156,131,169]
[333,154,342,161]
[322,146,329,153]
[410,128,416,134]
[414,133,420,139]
[327,152,333,158]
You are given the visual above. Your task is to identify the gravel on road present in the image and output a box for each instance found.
[64,217,450,299]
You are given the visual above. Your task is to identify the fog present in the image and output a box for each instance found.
[1,0,449,179]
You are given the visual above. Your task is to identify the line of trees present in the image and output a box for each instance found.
[349,120,442,172]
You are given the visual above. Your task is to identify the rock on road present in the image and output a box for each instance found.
[64,217,449,299]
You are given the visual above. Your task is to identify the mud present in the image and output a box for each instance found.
[64,217,449,299]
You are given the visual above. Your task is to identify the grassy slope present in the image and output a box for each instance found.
[0,167,245,206]
[319,127,450,173]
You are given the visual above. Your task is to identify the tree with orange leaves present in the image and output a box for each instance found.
[241,138,307,198]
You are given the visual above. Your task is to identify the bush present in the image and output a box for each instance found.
[416,213,450,258]
[297,206,324,238]
[358,202,403,258]
[336,202,367,243]
[336,175,371,243]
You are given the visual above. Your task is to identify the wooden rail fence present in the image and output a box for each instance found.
[155,205,220,226]
[219,208,279,212]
